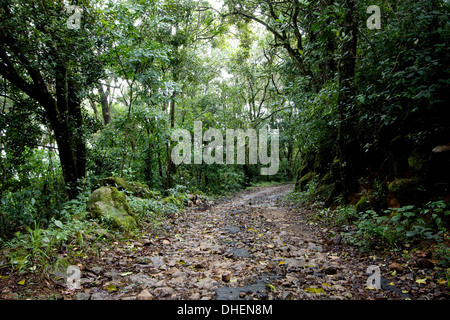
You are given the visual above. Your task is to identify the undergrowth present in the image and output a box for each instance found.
[286,185,450,268]
[0,188,181,277]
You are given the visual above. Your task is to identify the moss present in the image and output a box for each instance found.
[313,182,335,202]
[388,178,423,205]
[356,196,370,213]
[388,178,417,193]
[162,196,183,209]
[298,172,314,192]
[87,187,138,231]
[99,176,159,200]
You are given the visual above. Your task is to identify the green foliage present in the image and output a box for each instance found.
[129,197,178,222]
[285,177,320,205]
[343,201,450,252]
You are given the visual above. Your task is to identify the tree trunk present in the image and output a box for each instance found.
[336,0,359,200]
[165,91,177,189]
[0,3,89,200]
[98,82,112,125]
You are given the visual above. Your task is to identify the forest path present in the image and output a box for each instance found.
[71,184,411,300]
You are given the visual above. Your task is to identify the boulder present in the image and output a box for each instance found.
[87,186,138,231]
[98,177,160,199]
[388,178,423,206]
[429,144,450,192]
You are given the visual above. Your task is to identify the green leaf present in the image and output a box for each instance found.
[54,220,64,228]
[403,212,415,218]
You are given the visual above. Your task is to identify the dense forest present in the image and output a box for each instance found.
[0,0,449,300]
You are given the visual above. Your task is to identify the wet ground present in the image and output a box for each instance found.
[2,184,446,300]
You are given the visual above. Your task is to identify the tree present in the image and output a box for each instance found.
[336,0,359,198]
[0,0,105,199]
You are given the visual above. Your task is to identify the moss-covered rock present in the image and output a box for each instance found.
[98,177,160,200]
[388,178,423,205]
[87,186,138,231]
[356,196,370,213]
[162,196,183,209]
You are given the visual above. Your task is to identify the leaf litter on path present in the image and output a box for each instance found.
[2,184,447,300]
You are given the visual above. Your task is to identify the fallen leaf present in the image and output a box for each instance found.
[107,284,117,292]
[266,284,276,292]
[437,279,447,285]
[416,277,427,284]
[120,272,133,277]
[305,287,324,294]
[17,279,26,285]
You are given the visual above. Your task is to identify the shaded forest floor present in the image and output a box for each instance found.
[0,184,448,300]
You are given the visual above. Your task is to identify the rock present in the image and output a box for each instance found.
[416,258,434,269]
[149,256,166,268]
[232,262,247,272]
[129,273,157,287]
[136,289,154,300]
[389,262,404,273]
[190,292,201,299]
[188,194,196,201]
[222,272,231,282]
[388,178,422,205]
[324,266,338,275]
[332,234,342,245]
[195,278,217,290]
[98,176,160,199]
[87,186,138,231]
[153,286,174,298]
[308,242,323,252]
[75,292,91,300]
[284,258,307,269]
[91,292,113,300]
[90,266,104,275]
[169,276,186,287]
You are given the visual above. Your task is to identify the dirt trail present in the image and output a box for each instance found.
[4,184,436,300]
[51,183,418,301]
